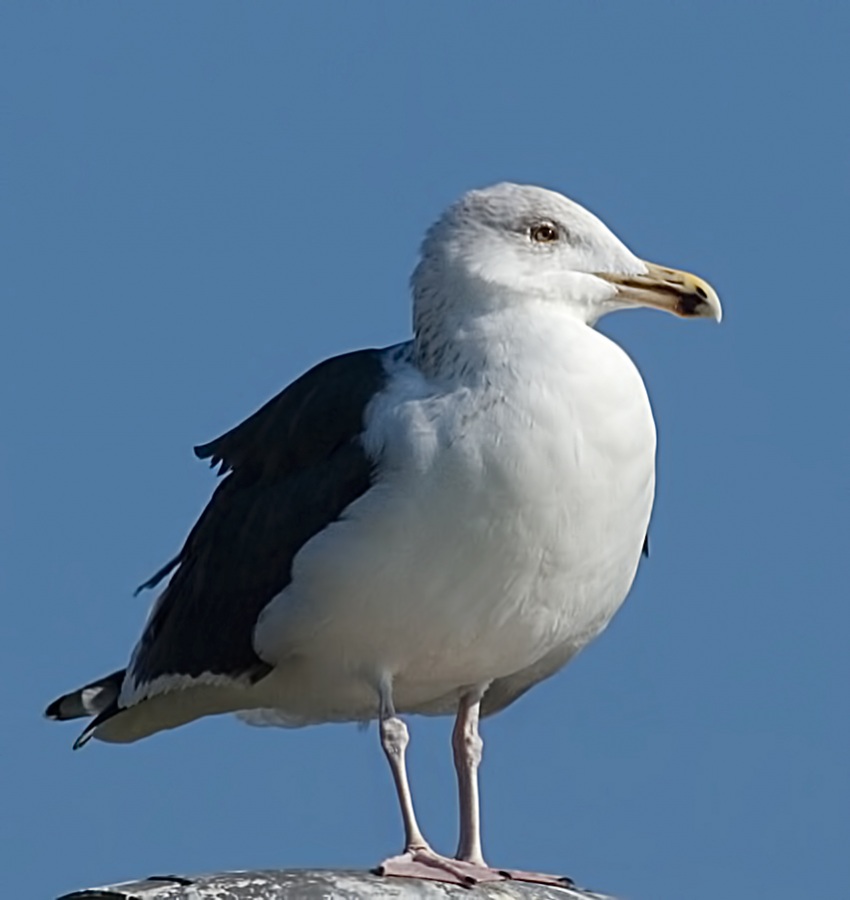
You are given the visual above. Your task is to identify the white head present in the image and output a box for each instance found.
[412,183,720,337]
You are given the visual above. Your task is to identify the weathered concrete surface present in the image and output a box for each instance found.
[57,869,615,900]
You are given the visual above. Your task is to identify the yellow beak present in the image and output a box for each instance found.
[596,262,722,322]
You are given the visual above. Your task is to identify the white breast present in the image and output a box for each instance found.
[253,307,655,722]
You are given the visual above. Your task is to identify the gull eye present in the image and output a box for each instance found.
[530,222,559,243]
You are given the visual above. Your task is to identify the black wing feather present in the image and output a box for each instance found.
[193,350,387,479]
[129,348,389,688]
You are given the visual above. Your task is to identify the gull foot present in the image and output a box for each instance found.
[377,849,505,886]
[497,867,576,887]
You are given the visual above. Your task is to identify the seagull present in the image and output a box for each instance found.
[46,183,721,886]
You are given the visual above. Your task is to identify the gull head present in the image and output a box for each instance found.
[412,182,721,329]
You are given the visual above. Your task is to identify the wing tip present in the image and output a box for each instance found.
[44,670,126,733]
[72,724,97,750]
[44,697,64,721]
[71,700,123,749]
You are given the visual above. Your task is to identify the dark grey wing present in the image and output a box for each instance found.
[194,349,391,480]
[127,348,389,692]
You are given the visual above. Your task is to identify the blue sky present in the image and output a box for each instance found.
[2,3,848,898]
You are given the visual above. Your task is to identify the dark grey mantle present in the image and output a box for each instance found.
[58,869,615,900]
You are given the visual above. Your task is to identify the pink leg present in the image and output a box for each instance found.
[376,682,572,888]
[451,689,575,888]
[452,690,487,866]
[375,682,502,886]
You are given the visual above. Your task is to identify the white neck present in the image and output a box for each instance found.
[412,268,594,383]
[414,292,595,387]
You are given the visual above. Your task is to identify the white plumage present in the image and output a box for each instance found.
[253,310,655,723]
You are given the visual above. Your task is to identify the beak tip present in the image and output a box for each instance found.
[680,280,722,323]
[692,275,722,323]
[705,293,723,324]
[678,292,722,322]
[701,296,723,323]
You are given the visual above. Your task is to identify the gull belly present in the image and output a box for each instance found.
[253,307,656,722]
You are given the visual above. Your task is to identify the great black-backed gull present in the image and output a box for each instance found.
[47,183,721,885]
